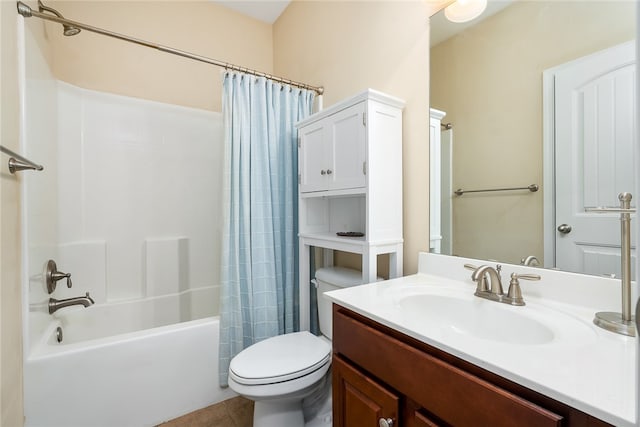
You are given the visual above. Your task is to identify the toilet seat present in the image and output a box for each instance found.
[229,331,331,386]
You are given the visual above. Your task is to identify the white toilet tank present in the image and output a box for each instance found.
[315,267,379,339]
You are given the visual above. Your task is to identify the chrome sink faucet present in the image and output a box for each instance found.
[465,264,540,306]
[520,255,540,267]
[49,292,95,314]
[471,264,504,299]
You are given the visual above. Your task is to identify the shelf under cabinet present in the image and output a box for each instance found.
[299,187,366,199]
[299,232,403,254]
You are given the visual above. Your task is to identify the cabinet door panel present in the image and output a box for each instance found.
[299,121,327,193]
[333,355,399,427]
[329,103,366,191]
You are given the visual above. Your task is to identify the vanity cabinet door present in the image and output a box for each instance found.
[299,120,327,193]
[333,354,399,427]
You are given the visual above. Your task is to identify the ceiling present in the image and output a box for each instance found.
[212,0,514,36]
[213,0,291,24]
[430,0,515,46]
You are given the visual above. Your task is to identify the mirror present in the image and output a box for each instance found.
[429,0,637,277]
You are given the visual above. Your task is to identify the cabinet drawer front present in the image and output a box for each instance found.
[334,308,563,427]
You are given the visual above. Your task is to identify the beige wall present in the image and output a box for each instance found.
[48,0,273,112]
[431,1,635,264]
[274,1,432,275]
[1,0,25,424]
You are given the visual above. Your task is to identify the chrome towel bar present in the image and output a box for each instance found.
[0,145,44,174]
[454,184,538,196]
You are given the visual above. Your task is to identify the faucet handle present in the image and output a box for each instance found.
[513,273,541,282]
[53,272,72,288]
[45,260,72,293]
[505,273,541,306]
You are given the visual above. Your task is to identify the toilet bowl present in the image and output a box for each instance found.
[228,266,371,427]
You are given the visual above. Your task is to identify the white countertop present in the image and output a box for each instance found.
[324,253,638,427]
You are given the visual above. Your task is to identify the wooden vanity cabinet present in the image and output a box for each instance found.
[332,305,613,427]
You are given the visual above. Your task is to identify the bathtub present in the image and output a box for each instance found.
[24,291,235,427]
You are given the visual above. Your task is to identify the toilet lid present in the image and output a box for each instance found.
[229,331,331,385]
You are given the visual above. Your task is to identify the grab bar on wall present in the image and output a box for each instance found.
[454,184,538,196]
[0,145,44,174]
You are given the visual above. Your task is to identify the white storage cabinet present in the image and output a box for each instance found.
[297,89,405,330]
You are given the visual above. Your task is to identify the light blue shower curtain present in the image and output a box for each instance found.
[218,71,315,386]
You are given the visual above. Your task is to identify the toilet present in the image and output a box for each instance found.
[228,266,370,427]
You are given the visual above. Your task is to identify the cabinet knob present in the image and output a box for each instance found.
[320,170,326,175]
[326,169,333,175]
[379,418,394,427]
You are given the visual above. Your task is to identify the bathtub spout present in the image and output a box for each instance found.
[49,292,95,314]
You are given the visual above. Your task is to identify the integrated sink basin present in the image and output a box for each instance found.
[388,285,597,347]
[399,294,554,345]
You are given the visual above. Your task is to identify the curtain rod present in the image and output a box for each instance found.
[1,145,44,173]
[16,1,324,95]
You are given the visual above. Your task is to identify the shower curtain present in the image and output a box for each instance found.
[218,71,315,386]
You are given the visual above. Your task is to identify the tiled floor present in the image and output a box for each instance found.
[158,396,253,427]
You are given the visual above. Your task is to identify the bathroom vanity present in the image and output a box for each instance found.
[333,306,606,426]
[326,253,638,427]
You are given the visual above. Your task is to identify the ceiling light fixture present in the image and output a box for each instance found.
[444,0,488,23]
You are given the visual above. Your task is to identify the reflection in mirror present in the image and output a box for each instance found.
[429,0,637,278]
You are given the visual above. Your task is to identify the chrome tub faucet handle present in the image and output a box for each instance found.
[45,259,72,293]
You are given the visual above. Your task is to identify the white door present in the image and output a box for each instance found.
[554,41,636,277]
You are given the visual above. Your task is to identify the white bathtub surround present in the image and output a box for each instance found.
[20,21,229,427]
[21,82,226,421]
[144,237,190,297]
[55,83,223,303]
[325,252,638,427]
[24,79,224,346]
[37,287,219,347]
[25,316,235,427]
